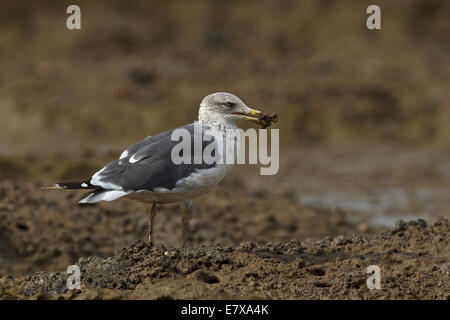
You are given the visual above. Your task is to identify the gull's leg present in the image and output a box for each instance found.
[148,204,157,246]
[180,200,192,248]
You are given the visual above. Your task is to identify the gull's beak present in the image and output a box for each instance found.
[232,106,262,125]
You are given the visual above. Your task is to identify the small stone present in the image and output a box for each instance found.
[416,219,427,228]
[333,235,345,246]
[393,220,407,233]
[306,267,326,276]
[296,258,306,268]
[440,263,450,275]
[238,241,257,252]
[357,223,369,232]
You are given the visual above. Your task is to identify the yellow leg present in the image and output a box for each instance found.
[181,207,191,248]
[148,204,157,246]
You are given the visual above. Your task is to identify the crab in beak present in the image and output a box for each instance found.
[233,107,278,128]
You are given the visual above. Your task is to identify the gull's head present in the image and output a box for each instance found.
[198,92,263,127]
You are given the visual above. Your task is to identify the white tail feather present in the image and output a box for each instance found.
[78,190,132,204]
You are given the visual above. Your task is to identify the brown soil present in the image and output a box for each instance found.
[0,180,449,300]
[0,177,374,277]
[1,215,448,300]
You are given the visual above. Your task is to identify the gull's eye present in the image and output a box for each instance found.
[224,102,234,108]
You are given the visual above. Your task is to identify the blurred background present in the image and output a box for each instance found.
[0,0,449,275]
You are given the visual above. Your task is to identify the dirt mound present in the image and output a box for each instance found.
[1,217,448,299]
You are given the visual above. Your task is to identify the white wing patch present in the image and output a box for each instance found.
[119,150,128,159]
[119,135,151,160]
[129,154,140,163]
[90,167,122,190]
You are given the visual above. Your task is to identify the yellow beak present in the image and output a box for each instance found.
[232,107,262,125]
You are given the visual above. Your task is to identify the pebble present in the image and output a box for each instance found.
[333,235,345,246]
[440,263,450,275]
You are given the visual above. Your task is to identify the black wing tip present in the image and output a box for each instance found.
[56,181,100,190]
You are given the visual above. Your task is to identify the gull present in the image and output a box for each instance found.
[52,92,271,247]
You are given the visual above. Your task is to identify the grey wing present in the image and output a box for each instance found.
[117,125,181,160]
[118,136,153,159]
[90,123,216,191]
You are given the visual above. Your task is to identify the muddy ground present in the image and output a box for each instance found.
[0,212,448,299]
[0,173,449,300]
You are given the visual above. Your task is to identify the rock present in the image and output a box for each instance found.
[333,235,346,246]
[357,223,370,232]
[393,220,407,233]
[440,263,450,276]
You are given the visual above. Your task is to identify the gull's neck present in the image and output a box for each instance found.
[198,111,237,130]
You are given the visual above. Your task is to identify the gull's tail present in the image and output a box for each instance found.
[42,181,99,190]
[43,181,131,204]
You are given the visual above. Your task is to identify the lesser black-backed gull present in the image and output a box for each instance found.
[51,92,277,247]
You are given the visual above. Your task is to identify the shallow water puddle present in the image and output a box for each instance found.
[297,186,446,227]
